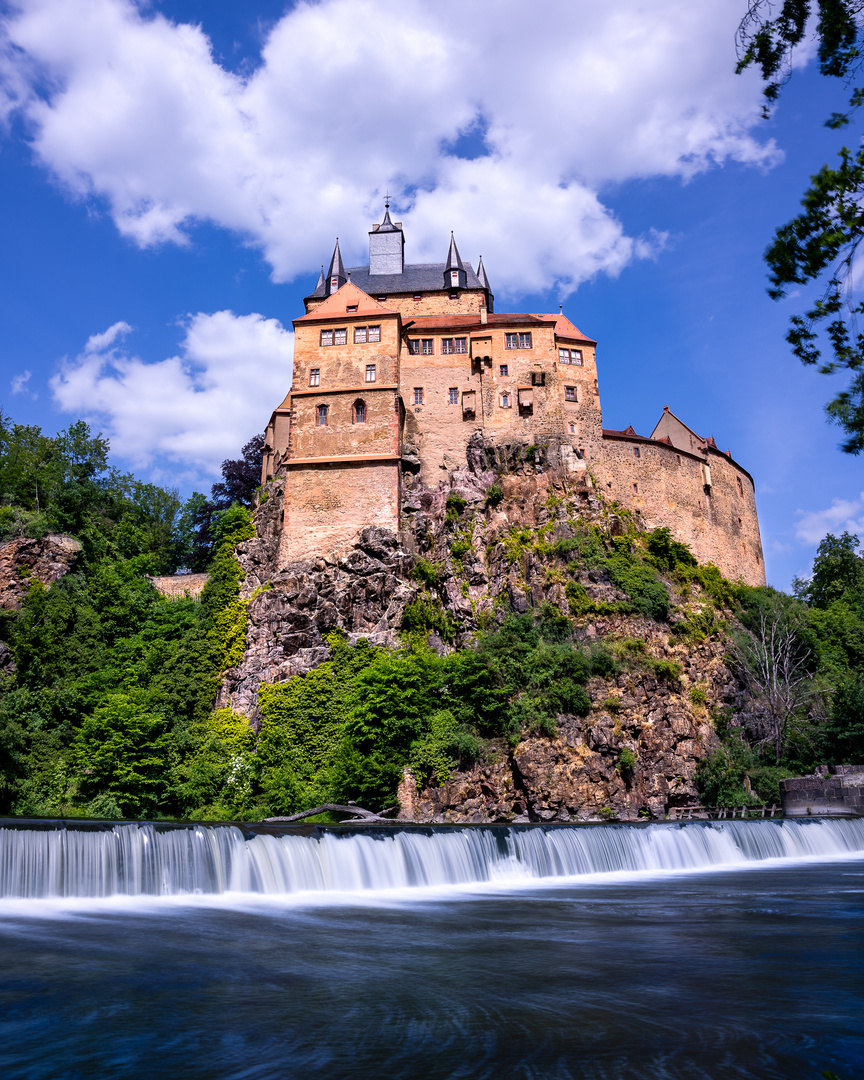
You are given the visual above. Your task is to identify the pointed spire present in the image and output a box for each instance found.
[445,231,462,271]
[326,239,347,294]
[476,255,490,290]
[313,264,325,295]
[444,232,467,290]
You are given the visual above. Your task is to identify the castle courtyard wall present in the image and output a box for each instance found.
[595,435,765,586]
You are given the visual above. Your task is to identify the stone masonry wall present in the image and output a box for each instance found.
[595,435,765,586]
[307,288,489,319]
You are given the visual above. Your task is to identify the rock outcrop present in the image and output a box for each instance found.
[0,534,81,611]
[223,433,738,818]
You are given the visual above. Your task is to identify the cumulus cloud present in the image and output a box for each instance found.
[11,369,33,395]
[0,0,778,296]
[50,311,294,481]
[794,495,864,546]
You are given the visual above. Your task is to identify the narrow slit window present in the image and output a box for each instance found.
[413,387,424,405]
[569,423,575,434]
[365,364,376,383]
[316,404,328,426]
[633,483,638,493]
[633,446,640,458]
[309,368,320,387]
[737,477,744,496]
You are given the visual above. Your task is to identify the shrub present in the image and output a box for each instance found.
[445,492,467,522]
[689,684,708,707]
[650,658,682,682]
[450,537,471,560]
[607,556,669,620]
[646,526,697,575]
[484,483,504,508]
[401,595,457,643]
[413,557,440,590]
[618,746,637,775]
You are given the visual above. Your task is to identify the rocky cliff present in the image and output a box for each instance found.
[0,533,81,611]
[223,434,743,820]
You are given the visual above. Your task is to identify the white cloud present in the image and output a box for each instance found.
[794,494,864,546]
[49,311,294,482]
[11,369,32,395]
[0,0,778,296]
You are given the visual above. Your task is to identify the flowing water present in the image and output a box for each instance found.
[0,818,861,1079]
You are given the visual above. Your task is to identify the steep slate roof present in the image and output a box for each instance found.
[307,260,485,300]
[294,281,396,322]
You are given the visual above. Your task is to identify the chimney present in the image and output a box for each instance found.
[480,306,488,325]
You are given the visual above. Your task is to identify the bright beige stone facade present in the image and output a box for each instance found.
[262,213,765,586]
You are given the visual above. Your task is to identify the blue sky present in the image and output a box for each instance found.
[0,0,861,590]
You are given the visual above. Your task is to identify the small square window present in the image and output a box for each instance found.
[347,304,358,313]
[505,333,518,350]
[413,387,424,405]
[366,364,376,383]
[421,339,434,355]
[408,339,420,355]
[448,387,458,405]
[442,338,454,355]
[320,330,333,347]
[499,364,508,377]
[368,325,380,342]
[531,371,546,387]
[519,332,532,349]
[309,368,320,387]
[565,386,576,402]
[413,295,422,301]
[454,337,467,354]
[354,327,367,344]
[449,292,459,299]
[334,328,347,345]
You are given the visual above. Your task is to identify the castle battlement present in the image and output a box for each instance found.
[262,208,765,586]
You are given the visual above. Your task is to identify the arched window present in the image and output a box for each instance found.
[353,399,366,423]
[316,404,328,426]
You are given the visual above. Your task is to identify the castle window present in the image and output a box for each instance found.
[347,305,358,313]
[354,327,367,343]
[449,387,458,405]
[413,295,422,301]
[334,329,347,345]
[499,364,508,377]
[441,337,466,355]
[353,400,366,424]
[413,387,424,405]
[505,333,518,349]
[421,339,434,355]
[500,391,511,408]
[407,339,420,355]
[442,338,454,354]
[531,371,546,387]
[309,368,320,387]
[558,348,570,364]
[737,477,744,496]
[633,446,640,458]
[633,483,638,493]
[365,364,376,383]
[320,330,333,346]
[316,404,328,426]
[569,423,575,434]
[368,325,380,342]
[377,296,387,302]
[565,386,576,402]
[519,332,533,349]
[572,349,583,366]
[449,292,459,300]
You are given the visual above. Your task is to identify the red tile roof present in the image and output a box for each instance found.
[294,282,396,323]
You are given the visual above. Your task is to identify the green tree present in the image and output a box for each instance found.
[737,0,864,451]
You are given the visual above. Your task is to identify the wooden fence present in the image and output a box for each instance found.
[667,804,781,821]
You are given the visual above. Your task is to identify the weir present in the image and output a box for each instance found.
[0,818,862,901]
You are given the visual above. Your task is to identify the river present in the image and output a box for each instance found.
[0,818,861,1079]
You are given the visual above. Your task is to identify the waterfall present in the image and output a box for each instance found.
[1,818,862,900]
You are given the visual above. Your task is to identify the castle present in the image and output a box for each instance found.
[261,206,765,587]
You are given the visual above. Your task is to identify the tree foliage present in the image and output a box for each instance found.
[737,0,864,451]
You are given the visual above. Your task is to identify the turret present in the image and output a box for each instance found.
[326,239,347,295]
[476,255,494,313]
[369,201,404,276]
[444,232,467,290]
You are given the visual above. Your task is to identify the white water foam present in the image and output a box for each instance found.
[1,818,863,902]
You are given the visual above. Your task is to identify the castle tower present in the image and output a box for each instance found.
[368,202,405,276]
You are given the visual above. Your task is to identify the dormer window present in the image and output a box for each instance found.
[450,270,460,287]
[330,277,340,292]
[347,304,358,313]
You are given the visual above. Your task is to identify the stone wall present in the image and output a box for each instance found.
[149,573,209,600]
[780,765,864,817]
[595,434,765,586]
[306,288,489,318]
